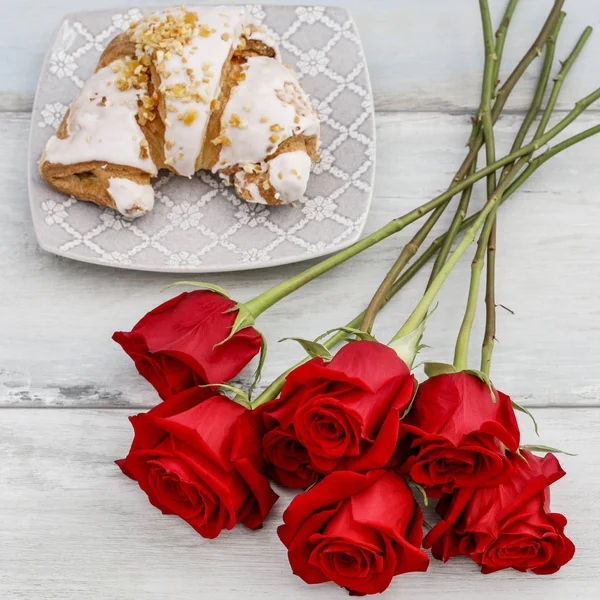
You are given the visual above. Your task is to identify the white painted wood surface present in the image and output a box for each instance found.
[0,409,595,599]
[2,0,600,598]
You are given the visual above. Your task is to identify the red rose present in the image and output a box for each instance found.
[399,372,520,497]
[262,426,323,490]
[117,387,278,538]
[278,470,429,595]
[424,451,575,574]
[113,291,262,400]
[259,341,414,477]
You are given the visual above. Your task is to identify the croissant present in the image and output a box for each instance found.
[39,6,320,217]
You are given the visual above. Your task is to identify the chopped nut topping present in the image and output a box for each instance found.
[199,24,212,37]
[167,104,177,112]
[294,116,300,124]
[260,116,269,123]
[85,136,92,143]
[115,78,131,91]
[184,12,198,24]
[170,83,186,98]
[139,144,150,159]
[270,124,283,132]
[278,172,283,180]
[262,180,271,190]
[212,136,231,146]
[269,134,279,144]
[243,104,252,112]
[221,32,230,41]
[210,99,220,110]
[183,110,198,126]
[229,113,241,127]
[164,156,175,166]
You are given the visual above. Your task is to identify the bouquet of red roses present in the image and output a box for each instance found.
[113,0,590,595]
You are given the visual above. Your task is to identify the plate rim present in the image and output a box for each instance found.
[27,4,376,274]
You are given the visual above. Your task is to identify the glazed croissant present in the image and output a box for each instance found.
[39,6,320,217]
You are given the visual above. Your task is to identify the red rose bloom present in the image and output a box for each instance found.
[424,451,575,574]
[117,387,278,538]
[399,372,520,497]
[262,426,323,490]
[278,470,429,595]
[113,291,262,400]
[259,341,415,477]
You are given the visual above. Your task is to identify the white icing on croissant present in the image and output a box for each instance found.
[107,178,155,217]
[267,151,312,204]
[44,59,157,175]
[216,55,320,169]
[131,6,251,177]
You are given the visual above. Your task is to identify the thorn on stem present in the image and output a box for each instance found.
[498,303,515,315]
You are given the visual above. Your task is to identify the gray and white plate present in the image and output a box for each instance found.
[28,5,375,273]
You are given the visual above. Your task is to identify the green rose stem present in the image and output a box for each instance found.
[391,122,600,347]
[453,0,501,371]
[359,0,561,332]
[481,18,590,374]
[428,0,563,283]
[478,11,567,374]
[481,223,497,375]
[472,22,592,373]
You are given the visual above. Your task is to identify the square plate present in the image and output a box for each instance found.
[28,5,375,273]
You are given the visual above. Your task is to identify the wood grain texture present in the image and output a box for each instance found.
[2,0,600,113]
[3,111,600,407]
[0,407,595,599]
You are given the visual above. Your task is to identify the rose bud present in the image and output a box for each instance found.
[262,426,323,490]
[399,372,520,497]
[278,470,429,595]
[424,450,575,574]
[258,341,415,477]
[113,290,262,400]
[116,387,278,538]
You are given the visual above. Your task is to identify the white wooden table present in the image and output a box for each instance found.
[1,1,599,598]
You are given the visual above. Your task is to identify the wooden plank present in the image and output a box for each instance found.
[0,407,594,599]
[2,0,600,113]
[3,111,600,407]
